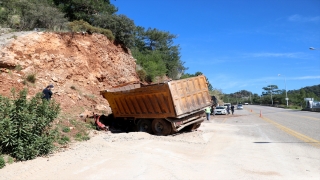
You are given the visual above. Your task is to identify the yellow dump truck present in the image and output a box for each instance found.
[100,75,212,135]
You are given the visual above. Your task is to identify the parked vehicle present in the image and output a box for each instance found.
[237,104,243,110]
[214,106,227,115]
[100,75,212,135]
[244,103,249,105]
[223,103,231,109]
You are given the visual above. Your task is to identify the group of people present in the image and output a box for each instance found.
[226,105,235,115]
[205,104,235,121]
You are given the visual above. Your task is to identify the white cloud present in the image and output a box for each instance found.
[288,14,320,23]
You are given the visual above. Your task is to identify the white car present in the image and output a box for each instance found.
[214,106,227,115]
[244,103,249,105]
[237,104,243,110]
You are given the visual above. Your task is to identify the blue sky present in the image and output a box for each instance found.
[112,0,320,95]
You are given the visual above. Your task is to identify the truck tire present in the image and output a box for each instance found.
[152,118,172,136]
[137,119,152,134]
[185,123,201,132]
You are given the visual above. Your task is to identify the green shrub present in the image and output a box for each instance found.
[137,69,147,81]
[10,35,17,39]
[62,126,70,133]
[0,89,60,161]
[0,156,5,169]
[68,20,114,41]
[8,70,13,78]
[75,132,90,141]
[132,49,167,82]
[7,156,14,164]
[26,73,36,83]
[1,0,67,30]
[70,86,76,90]
[88,121,97,130]
[92,14,136,48]
[58,135,70,145]
[14,65,22,72]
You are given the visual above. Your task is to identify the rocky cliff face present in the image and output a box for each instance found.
[0,31,139,116]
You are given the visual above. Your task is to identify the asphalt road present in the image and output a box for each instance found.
[230,105,320,145]
[208,105,320,179]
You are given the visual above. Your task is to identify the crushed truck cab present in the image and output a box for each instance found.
[100,75,212,135]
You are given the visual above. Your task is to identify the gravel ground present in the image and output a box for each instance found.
[0,108,319,180]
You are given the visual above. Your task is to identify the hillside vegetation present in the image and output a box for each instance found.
[0,0,187,82]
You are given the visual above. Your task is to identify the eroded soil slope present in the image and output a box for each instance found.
[0,31,138,115]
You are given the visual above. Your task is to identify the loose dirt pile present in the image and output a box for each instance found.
[0,31,139,116]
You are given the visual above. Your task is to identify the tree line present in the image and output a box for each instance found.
[0,0,187,81]
[223,84,320,108]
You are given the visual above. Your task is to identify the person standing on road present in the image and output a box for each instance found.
[226,105,230,115]
[231,105,234,115]
[42,84,54,100]
[205,106,211,121]
[211,105,215,116]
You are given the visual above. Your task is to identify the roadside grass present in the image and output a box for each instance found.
[0,155,15,169]
[10,35,17,39]
[6,156,14,164]
[277,104,302,110]
[14,64,22,72]
[0,156,5,169]
[22,73,37,86]
[289,106,303,110]
[26,73,36,83]
[53,112,97,147]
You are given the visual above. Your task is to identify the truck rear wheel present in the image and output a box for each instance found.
[137,119,152,134]
[152,118,172,136]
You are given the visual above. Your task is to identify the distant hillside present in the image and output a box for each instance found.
[229,90,252,97]
[288,84,320,97]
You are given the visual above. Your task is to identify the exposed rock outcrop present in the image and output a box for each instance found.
[0,31,139,115]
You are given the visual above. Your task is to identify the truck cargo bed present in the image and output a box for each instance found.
[100,75,211,119]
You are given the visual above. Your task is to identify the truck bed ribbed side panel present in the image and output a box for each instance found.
[101,84,176,118]
[168,75,211,116]
[100,75,211,119]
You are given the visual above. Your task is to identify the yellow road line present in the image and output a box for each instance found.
[222,118,227,123]
[260,116,320,148]
[248,109,320,148]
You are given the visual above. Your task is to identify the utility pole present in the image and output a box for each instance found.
[278,74,288,107]
[270,85,273,105]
